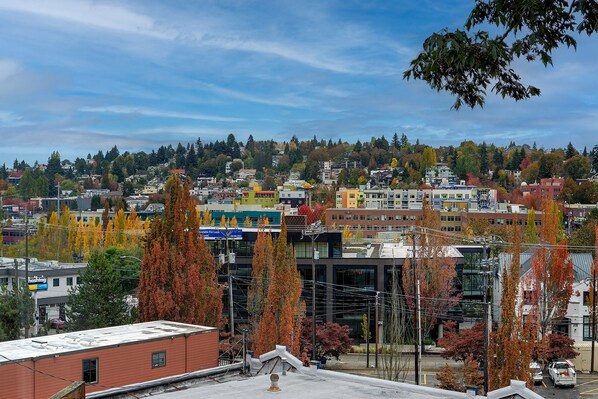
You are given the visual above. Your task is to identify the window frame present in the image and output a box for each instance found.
[82,358,99,384]
[152,351,166,368]
[53,278,60,287]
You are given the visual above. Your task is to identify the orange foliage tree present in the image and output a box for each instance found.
[489,225,534,390]
[138,175,223,326]
[247,227,274,344]
[525,199,574,338]
[253,219,304,356]
[402,203,459,341]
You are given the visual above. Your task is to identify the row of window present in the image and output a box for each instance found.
[82,351,166,384]
[52,276,82,287]
[331,214,419,221]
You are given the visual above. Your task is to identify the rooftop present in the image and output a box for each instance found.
[0,321,216,364]
[152,369,470,399]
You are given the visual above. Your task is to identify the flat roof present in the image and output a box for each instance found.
[0,321,216,364]
[152,370,468,399]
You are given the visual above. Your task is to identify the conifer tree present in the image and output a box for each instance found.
[66,252,131,331]
[138,175,223,326]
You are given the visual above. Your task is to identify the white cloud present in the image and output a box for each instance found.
[79,106,244,122]
[0,110,34,127]
[0,0,174,39]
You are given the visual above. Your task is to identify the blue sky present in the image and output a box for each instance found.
[1,0,597,166]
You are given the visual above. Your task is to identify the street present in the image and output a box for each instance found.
[328,353,598,398]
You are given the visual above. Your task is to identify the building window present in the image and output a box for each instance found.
[53,278,60,287]
[152,351,166,368]
[83,358,98,384]
[67,277,73,286]
[77,277,82,284]
[584,316,593,341]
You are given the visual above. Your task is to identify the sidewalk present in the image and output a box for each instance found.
[327,352,463,372]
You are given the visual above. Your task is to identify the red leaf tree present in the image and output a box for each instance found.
[300,318,353,360]
[253,219,304,356]
[138,175,223,326]
[438,321,485,364]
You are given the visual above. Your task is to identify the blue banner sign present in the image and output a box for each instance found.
[199,228,243,240]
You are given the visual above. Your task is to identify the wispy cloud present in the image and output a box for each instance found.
[196,81,316,109]
[0,0,174,39]
[79,106,243,122]
[0,110,34,127]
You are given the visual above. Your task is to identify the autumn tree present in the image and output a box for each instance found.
[526,199,574,338]
[524,208,538,244]
[489,225,534,390]
[438,321,484,364]
[300,318,353,360]
[402,202,459,343]
[247,228,274,341]
[138,175,223,326]
[436,364,463,392]
[253,220,304,356]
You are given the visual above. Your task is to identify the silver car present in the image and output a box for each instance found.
[529,362,543,384]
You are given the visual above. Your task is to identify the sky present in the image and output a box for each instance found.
[1,0,597,166]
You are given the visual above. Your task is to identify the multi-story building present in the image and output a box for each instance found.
[240,189,279,208]
[424,164,460,187]
[335,188,361,208]
[520,177,564,200]
[278,189,306,208]
[326,206,540,238]
[340,187,497,212]
[0,257,87,325]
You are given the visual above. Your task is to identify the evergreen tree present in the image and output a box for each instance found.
[478,142,489,174]
[392,132,400,149]
[66,252,131,331]
[564,142,577,160]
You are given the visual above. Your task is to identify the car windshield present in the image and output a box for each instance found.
[554,363,570,369]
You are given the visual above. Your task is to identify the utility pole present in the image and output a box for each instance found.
[375,291,379,369]
[481,240,490,395]
[303,223,324,360]
[225,226,235,336]
[410,227,420,385]
[366,298,370,368]
[592,230,597,373]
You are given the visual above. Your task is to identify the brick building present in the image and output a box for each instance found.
[0,321,218,399]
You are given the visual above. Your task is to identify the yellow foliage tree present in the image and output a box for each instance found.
[244,216,253,228]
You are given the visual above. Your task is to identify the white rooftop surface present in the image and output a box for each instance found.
[0,321,215,364]
[378,242,463,259]
[154,371,470,399]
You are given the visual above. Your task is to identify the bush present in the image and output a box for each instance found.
[301,318,353,360]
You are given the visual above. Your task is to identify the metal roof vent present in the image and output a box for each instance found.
[267,374,280,392]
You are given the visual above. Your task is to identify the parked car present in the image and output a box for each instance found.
[49,318,65,329]
[547,359,576,387]
[529,362,543,384]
